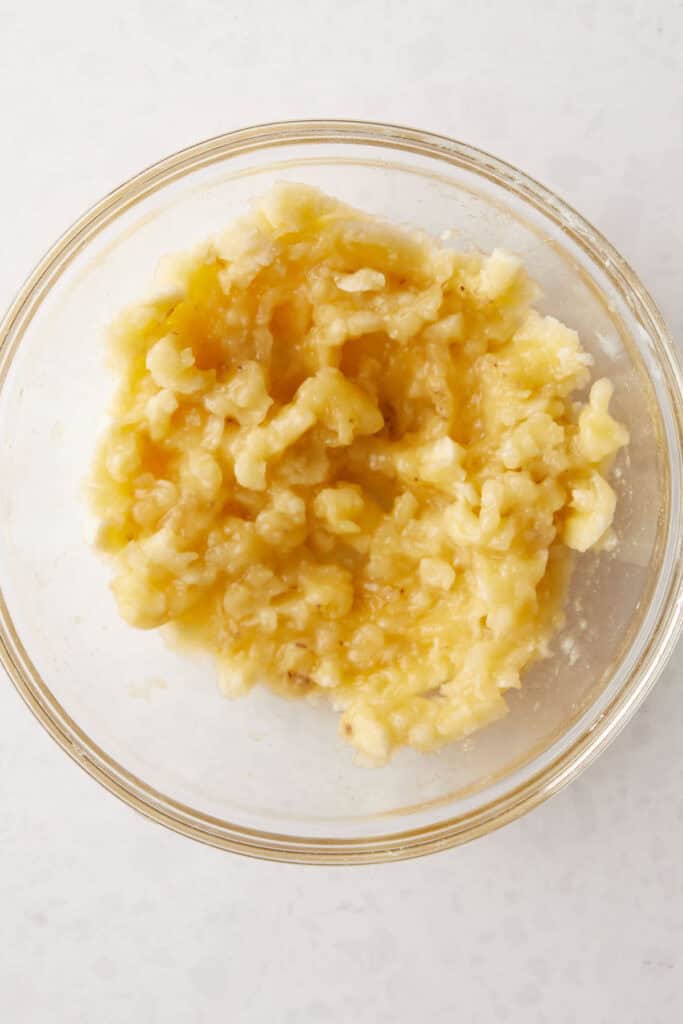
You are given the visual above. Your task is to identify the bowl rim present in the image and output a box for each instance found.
[2,118,683,864]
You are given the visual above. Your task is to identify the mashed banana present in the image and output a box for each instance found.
[91,184,628,763]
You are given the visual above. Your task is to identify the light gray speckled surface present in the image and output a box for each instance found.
[1,2,682,1021]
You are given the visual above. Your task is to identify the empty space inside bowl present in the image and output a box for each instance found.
[0,150,668,838]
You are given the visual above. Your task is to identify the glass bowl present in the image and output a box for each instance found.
[1,120,682,864]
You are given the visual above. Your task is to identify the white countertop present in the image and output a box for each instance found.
[2,2,682,1021]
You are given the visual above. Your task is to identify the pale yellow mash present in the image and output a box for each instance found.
[91,184,628,763]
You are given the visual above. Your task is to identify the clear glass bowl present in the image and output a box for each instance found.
[1,120,682,863]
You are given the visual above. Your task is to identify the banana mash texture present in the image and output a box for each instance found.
[91,184,628,763]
